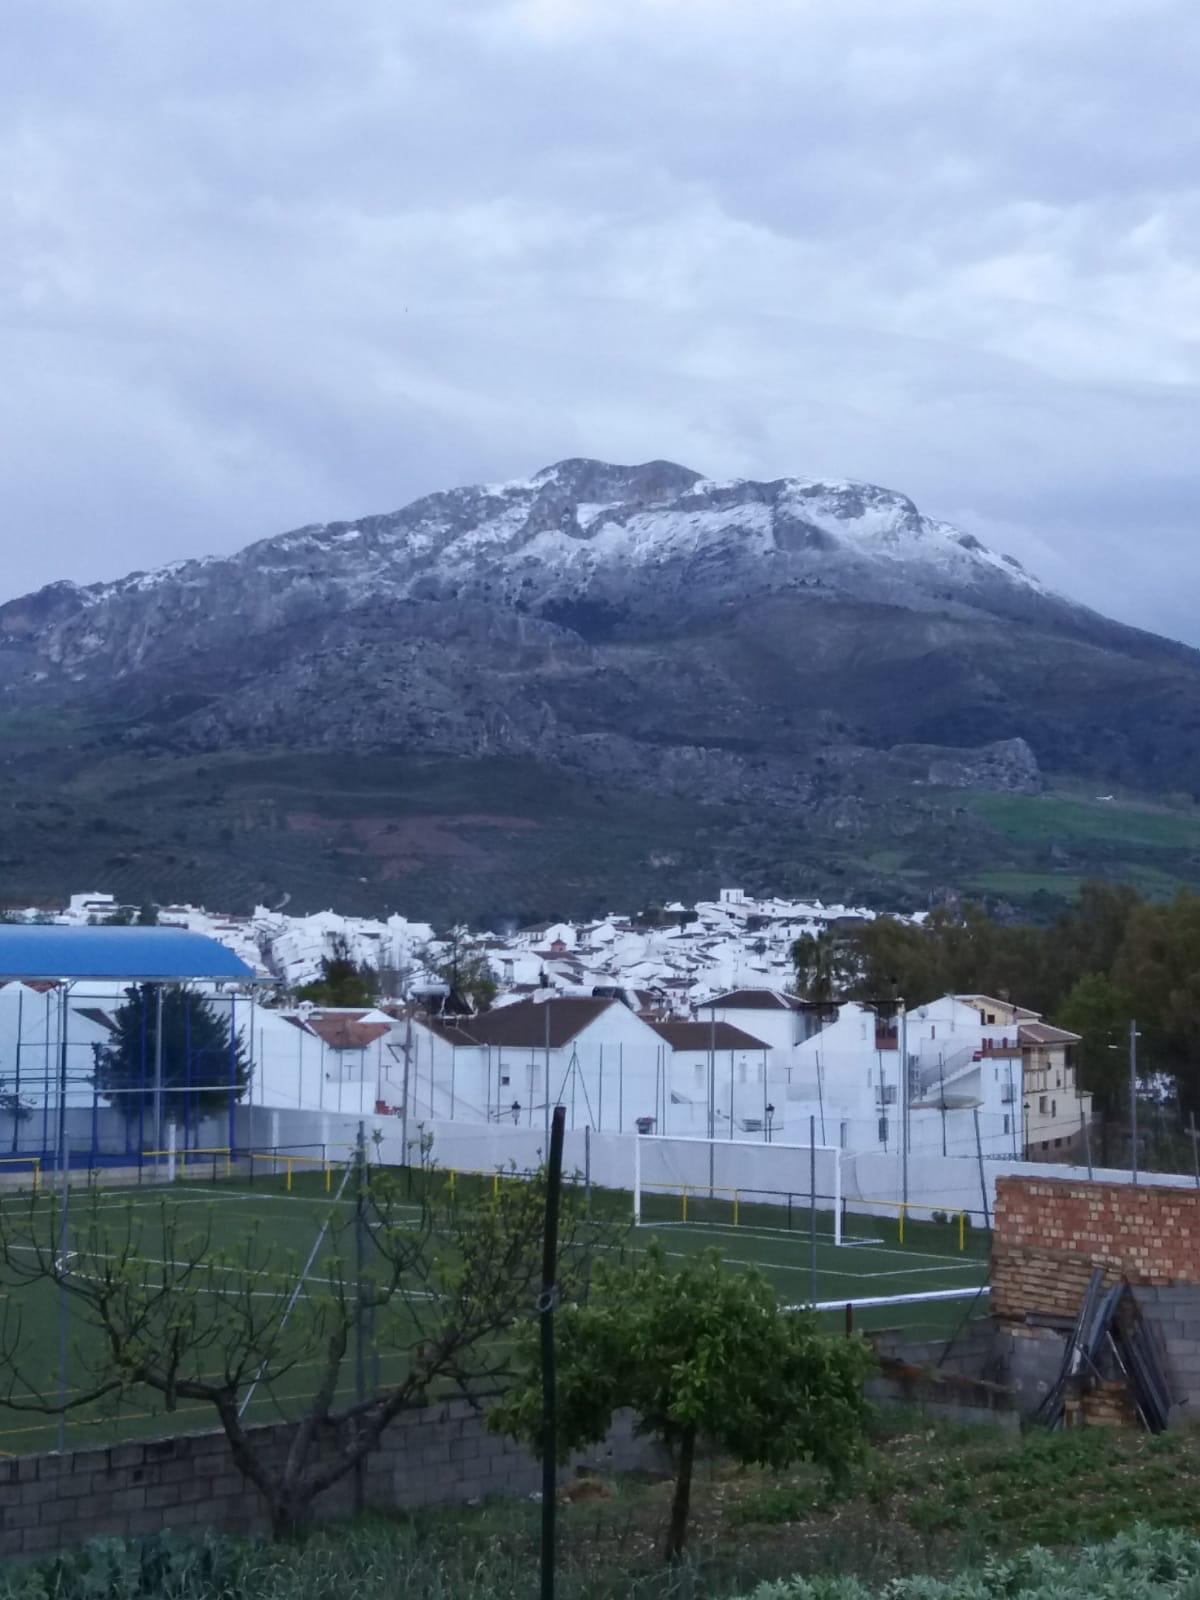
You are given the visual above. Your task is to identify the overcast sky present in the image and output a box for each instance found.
[6,0,1200,641]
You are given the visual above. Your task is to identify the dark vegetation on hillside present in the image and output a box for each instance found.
[801,883,1200,1158]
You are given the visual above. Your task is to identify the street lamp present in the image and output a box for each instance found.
[511,1100,521,1125]
[1023,1099,1030,1158]
[765,1102,775,1143]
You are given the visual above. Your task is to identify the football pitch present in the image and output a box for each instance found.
[0,1170,990,1456]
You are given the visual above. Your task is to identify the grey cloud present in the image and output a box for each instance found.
[4,0,1200,641]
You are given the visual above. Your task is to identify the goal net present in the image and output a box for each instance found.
[633,1133,843,1245]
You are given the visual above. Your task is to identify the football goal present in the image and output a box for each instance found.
[633,1133,844,1245]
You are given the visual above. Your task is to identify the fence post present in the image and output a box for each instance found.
[167,1123,177,1185]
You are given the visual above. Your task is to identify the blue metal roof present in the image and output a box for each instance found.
[0,925,258,982]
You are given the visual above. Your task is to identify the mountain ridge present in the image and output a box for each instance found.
[3,458,1200,920]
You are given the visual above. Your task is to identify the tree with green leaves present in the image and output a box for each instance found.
[434,927,497,1013]
[1057,972,1133,1164]
[92,984,250,1133]
[490,1246,874,1562]
[295,934,378,1007]
[0,1161,612,1538]
[791,929,855,1004]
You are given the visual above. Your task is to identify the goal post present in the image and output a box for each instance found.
[632,1133,843,1245]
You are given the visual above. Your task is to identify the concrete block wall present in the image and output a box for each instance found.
[0,1398,659,1562]
[992,1176,1200,1320]
[1131,1285,1200,1423]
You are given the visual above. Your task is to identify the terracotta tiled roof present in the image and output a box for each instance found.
[306,1012,392,1051]
[423,1020,482,1048]
[1019,1022,1081,1046]
[459,997,618,1049]
[651,1021,770,1051]
[694,988,799,1012]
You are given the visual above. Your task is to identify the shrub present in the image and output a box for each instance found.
[734,1523,1200,1598]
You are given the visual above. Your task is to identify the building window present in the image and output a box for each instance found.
[986,1013,996,1024]
[500,1074,510,1087]
[878,1116,889,1145]
[1052,1099,1057,1118]
[1039,1095,1047,1114]
[840,1120,849,1149]
[695,1064,704,1084]
[1003,1114,1010,1135]
[1054,1137,1063,1148]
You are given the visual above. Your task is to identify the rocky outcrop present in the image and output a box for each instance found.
[3,457,1199,815]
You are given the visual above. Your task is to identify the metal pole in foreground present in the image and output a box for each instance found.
[1130,1019,1139,1185]
[353,1120,368,1514]
[1081,1099,1094,1180]
[1189,1112,1199,1190]
[973,1107,991,1232]
[540,1104,567,1600]
[898,999,909,1208]
[153,986,165,1169]
[809,1114,817,1305]
[56,1137,70,1454]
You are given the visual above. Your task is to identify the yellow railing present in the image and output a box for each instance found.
[248,1151,333,1193]
[637,1181,971,1250]
[856,1197,969,1250]
[142,1147,233,1179]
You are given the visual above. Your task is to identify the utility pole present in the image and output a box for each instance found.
[707,1006,716,1196]
[400,1007,413,1168]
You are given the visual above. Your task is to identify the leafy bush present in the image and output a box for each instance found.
[736,1523,1200,1598]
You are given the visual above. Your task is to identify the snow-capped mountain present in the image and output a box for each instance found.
[2,457,1200,921]
[1,459,1073,683]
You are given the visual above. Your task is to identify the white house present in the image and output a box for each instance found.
[691,989,811,1069]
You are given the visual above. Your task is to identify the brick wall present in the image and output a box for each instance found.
[0,1398,659,1561]
[992,1177,1200,1320]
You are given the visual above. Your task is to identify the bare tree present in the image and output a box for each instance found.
[0,1161,608,1537]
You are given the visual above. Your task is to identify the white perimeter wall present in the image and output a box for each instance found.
[235,1106,1199,1224]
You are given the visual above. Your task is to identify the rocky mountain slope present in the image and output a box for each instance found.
[3,459,1200,917]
